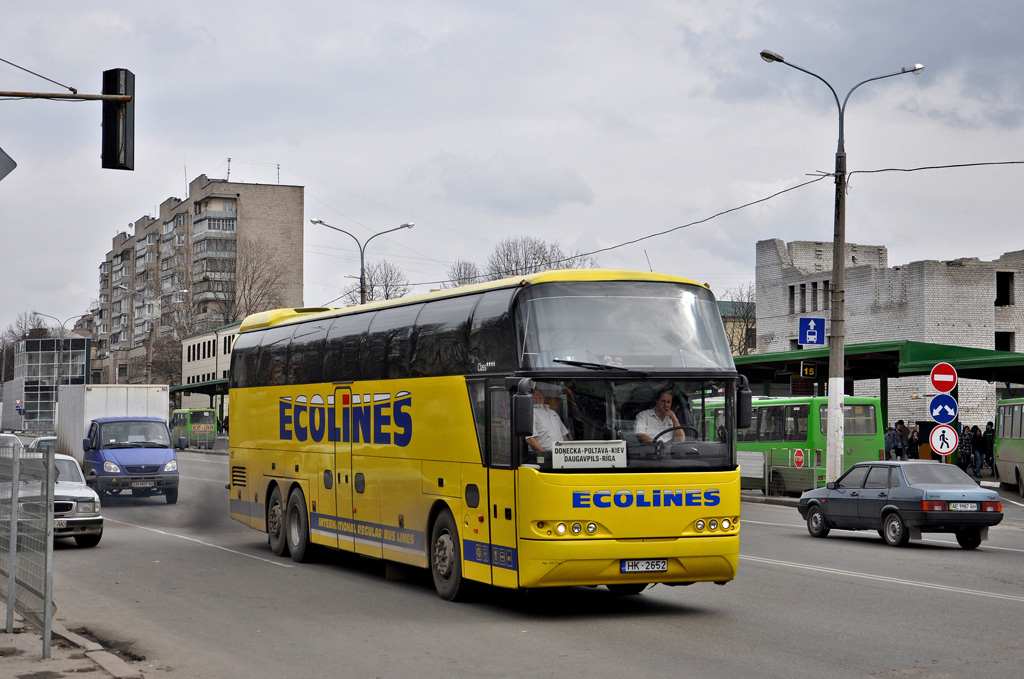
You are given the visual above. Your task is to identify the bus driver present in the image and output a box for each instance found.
[635,390,686,443]
[526,387,570,452]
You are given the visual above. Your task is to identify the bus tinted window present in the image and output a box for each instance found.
[362,304,423,380]
[229,331,261,388]
[1014,404,1023,439]
[255,325,295,386]
[758,406,784,442]
[819,404,877,435]
[289,319,329,384]
[324,312,374,382]
[785,404,808,442]
[470,288,517,373]
[412,295,478,377]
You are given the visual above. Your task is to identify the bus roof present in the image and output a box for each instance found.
[238,269,707,333]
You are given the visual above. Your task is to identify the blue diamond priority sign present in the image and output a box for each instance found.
[929,393,958,425]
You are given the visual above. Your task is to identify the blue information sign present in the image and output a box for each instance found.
[930,393,958,425]
[798,317,826,346]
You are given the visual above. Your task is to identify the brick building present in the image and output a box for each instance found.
[756,238,1024,427]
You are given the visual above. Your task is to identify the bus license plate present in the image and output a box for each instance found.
[131,481,155,488]
[54,519,67,529]
[620,559,667,573]
[949,502,977,511]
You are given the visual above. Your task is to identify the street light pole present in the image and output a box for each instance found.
[760,50,923,482]
[310,220,414,304]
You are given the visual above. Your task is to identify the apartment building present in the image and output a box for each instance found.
[90,174,303,385]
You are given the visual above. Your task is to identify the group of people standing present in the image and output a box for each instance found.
[884,420,919,461]
[958,422,995,477]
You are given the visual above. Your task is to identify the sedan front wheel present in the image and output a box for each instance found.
[806,505,830,538]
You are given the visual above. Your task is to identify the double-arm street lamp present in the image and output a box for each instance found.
[32,311,79,403]
[760,49,924,482]
[311,219,414,304]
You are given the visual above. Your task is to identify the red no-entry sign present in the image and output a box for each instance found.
[930,362,958,393]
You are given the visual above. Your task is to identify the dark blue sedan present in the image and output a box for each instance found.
[797,461,1003,549]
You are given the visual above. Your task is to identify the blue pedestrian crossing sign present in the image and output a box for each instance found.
[798,317,826,346]
[930,393,958,425]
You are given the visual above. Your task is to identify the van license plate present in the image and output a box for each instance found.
[131,481,155,488]
[949,502,977,511]
[620,559,667,573]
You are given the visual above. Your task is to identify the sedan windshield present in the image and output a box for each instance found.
[55,459,85,484]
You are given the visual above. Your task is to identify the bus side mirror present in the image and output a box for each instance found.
[737,376,752,430]
[506,376,535,438]
[513,393,534,437]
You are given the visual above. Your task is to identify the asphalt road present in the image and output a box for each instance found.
[36,451,1024,679]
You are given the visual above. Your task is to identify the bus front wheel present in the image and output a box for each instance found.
[286,488,312,563]
[430,508,467,601]
[267,486,289,557]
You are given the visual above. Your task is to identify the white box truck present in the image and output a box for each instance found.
[56,385,183,504]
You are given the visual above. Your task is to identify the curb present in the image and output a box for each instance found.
[51,621,144,679]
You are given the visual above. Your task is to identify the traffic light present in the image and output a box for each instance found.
[101,68,134,170]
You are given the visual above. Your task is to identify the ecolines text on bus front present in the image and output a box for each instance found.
[278,391,412,445]
[572,488,720,508]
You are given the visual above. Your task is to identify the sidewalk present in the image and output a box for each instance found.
[0,613,144,678]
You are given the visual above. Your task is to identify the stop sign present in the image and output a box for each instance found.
[794,449,805,468]
[930,362,958,393]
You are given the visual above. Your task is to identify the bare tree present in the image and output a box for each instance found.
[442,260,484,289]
[719,282,757,356]
[3,311,47,342]
[341,259,411,305]
[216,233,284,324]
[484,235,598,279]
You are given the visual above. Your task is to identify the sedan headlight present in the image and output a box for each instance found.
[164,459,178,472]
[76,500,97,514]
[103,460,121,473]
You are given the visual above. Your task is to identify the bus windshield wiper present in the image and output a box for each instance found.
[552,359,630,372]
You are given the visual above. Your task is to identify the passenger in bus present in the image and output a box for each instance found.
[634,390,686,443]
[526,387,570,452]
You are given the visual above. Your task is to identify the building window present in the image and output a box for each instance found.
[996,271,1014,306]
[996,332,1014,352]
[810,282,819,312]
[822,280,830,310]
[788,286,796,315]
[799,283,807,313]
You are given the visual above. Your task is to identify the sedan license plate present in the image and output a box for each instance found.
[949,502,978,511]
[54,519,67,529]
[131,480,155,488]
[620,559,668,573]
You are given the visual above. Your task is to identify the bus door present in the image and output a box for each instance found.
[486,384,519,588]
[332,386,355,551]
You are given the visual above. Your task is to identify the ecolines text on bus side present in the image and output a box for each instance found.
[278,391,412,446]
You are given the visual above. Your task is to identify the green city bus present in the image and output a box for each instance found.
[170,408,218,449]
[994,397,1024,497]
[705,396,884,496]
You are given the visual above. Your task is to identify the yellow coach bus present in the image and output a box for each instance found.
[227,270,751,599]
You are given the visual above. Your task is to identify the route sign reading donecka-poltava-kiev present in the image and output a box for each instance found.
[930,393,958,425]
[930,362,958,393]
[929,424,959,456]
[798,317,825,346]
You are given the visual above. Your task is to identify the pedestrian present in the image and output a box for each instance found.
[971,424,985,477]
[984,421,995,468]
[957,425,973,471]
[893,420,908,461]
[884,427,895,459]
[906,429,920,460]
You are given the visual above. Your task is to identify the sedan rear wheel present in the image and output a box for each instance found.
[1018,471,1024,499]
[955,528,982,550]
[882,512,910,547]
[806,505,830,538]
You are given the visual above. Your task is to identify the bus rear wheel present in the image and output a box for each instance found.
[769,472,786,497]
[286,488,311,563]
[267,486,289,557]
[430,508,467,601]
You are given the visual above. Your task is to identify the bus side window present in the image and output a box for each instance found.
[785,404,808,442]
[467,381,486,464]
[1014,405,1023,440]
[758,406,783,442]
[488,388,512,468]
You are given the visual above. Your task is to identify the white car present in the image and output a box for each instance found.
[52,453,104,547]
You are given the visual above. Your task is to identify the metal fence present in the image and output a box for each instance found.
[0,436,55,658]
[741,447,826,497]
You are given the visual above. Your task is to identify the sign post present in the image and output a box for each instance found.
[929,363,959,460]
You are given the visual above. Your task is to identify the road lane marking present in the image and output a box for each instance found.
[741,554,1024,603]
[180,475,228,483]
[106,519,293,568]
[743,519,1024,553]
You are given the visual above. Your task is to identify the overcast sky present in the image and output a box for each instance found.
[2,1,1023,334]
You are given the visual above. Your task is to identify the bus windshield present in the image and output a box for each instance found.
[515,281,735,371]
[512,377,734,473]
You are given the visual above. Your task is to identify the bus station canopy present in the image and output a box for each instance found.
[170,377,229,401]
[734,340,1024,391]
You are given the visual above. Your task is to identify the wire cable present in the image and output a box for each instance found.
[0,56,77,94]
